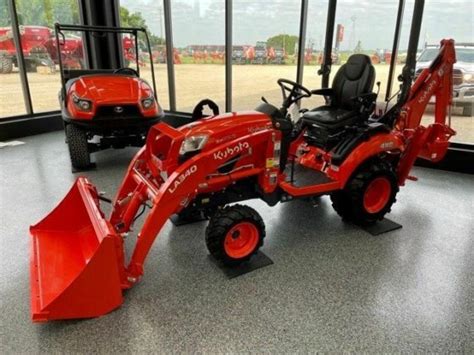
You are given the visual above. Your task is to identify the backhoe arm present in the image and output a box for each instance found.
[396,39,457,185]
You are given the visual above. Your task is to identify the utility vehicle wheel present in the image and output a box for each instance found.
[331,160,399,225]
[65,124,90,169]
[205,204,265,266]
[0,55,13,73]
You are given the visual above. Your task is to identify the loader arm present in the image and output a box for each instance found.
[395,39,457,185]
[110,123,278,282]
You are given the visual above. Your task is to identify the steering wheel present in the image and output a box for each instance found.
[277,78,312,109]
[113,67,139,76]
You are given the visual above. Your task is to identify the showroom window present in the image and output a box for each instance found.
[232,0,302,111]
[171,0,225,112]
[329,0,399,108]
[0,0,27,117]
[15,0,81,114]
[119,0,170,110]
[409,0,473,144]
[1,0,473,150]
[385,0,474,145]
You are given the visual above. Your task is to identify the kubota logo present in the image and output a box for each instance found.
[168,165,197,194]
[418,79,437,104]
[213,141,250,160]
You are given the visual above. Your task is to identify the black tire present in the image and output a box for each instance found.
[205,204,265,266]
[0,55,13,74]
[25,60,37,73]
[65,124,90,170]
[331,159,399,225]
[462,104,473,117]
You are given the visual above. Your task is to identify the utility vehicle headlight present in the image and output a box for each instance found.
[142,97,155,109]
[179,135,208,155]
[72,94,92,111]
[463,73,473,82]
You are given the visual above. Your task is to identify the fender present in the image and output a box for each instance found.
[328,133,405,187]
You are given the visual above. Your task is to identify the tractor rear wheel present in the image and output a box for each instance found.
[205,204,265,266]
[0,55,13,74]
[331,160,399,225]
[65,124,91,170]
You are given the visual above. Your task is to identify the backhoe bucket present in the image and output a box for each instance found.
[29,178,124,322]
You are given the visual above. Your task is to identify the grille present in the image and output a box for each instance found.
[453,69,463,86]
[95,105,141,119]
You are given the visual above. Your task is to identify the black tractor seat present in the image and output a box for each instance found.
[302,106,360,129]
[302,54,377,150]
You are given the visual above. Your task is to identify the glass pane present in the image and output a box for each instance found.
[0,0,27,118]
[329,0,399,104]
[302,0,329,109]
[392,0,473,144]
[119,1,170,110]
[15,0,81,113]
[233,0,302,111]
[172,0,225,112]
[420,0,473,144]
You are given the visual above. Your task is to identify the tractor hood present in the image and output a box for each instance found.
[180,111,273,148]
[70,74,154,105]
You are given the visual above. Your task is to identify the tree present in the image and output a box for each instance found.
[120,6,164,48]
[14,0,79,26]
[267,34,299,55]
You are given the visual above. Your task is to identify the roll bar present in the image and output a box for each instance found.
[54,23,157,101]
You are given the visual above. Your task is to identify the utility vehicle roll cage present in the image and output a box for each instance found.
[54,23,157,99]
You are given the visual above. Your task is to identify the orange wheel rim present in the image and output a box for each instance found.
[224,222,259,259]
[363,177,391,214]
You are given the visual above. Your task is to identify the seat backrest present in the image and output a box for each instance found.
[331,54,375,110]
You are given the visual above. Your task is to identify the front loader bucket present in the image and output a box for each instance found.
[30,178,124,322]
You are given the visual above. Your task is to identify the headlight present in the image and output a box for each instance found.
[179,135,208,155]
[141,97,155,109]
[72,94,92,111]
[463,73,473,82]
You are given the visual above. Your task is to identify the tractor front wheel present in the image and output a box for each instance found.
[205,205,265,266]
[331,160,399,225]
[65,124,91,170]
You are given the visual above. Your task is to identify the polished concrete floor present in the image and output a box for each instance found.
[0,131,473,353]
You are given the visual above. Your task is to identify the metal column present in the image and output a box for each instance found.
[296,0,309,85]
[320,0,337,88]
[8,0,33,115]
[163,0,177,111]
[225,0,233,112]
[385,0,406,102]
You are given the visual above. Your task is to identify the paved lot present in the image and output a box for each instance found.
[1,64,472,143]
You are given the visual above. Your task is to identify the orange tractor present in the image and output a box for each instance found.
[29,0,456,322]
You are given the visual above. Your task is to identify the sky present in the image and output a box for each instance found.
[120,0,474,50]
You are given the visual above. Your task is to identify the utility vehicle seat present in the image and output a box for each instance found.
[302,54,376,148]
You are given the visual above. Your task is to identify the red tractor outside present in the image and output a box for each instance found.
[0,25,55,73]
